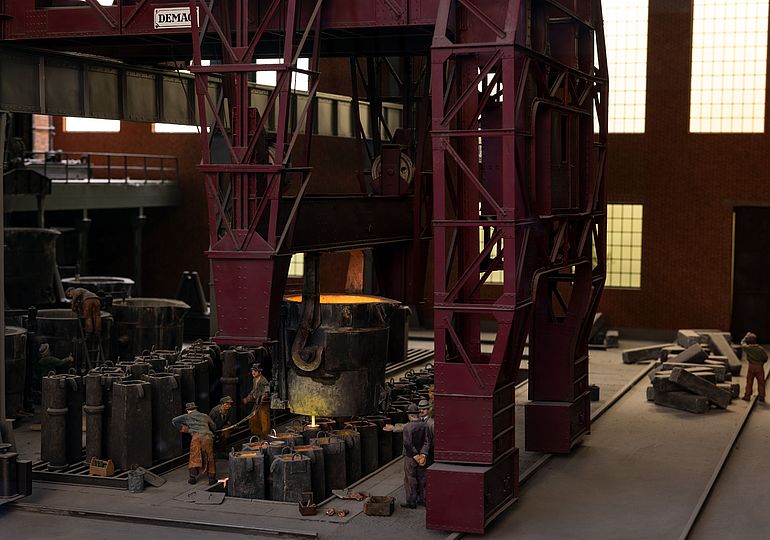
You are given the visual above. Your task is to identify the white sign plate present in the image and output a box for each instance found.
[154,7,198,29]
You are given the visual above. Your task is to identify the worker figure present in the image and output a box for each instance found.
[65,287,102,335]
[38,343,74,379]
[243,362,270,436]
[209,396,234,454]
[172,402,217,485]
[401,403,432,509]
[418,399,435,466]
[741,332,767,402]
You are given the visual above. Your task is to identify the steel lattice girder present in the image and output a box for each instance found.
[426,0,607,533]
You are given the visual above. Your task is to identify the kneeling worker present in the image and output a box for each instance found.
[172,402,217,485]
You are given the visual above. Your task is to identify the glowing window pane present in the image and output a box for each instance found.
[603,0,649,133]
[479,227,504,285]
[152,124,200,133]
[288,253,305,278]
[64,117,120,132]
[690,0,769,133]
[605,204,643,289]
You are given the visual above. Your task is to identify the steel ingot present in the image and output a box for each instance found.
[41,373,83,469]
[331,429,362,484]
[269,453,311,503]
[228,450,266,500]
[310,436,346,498]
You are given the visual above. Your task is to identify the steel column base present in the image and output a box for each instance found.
[524,395,591,454]
[426,448,518,534]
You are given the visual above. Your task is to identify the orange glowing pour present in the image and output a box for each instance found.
[285,294,387,304]
[309,415,318,427]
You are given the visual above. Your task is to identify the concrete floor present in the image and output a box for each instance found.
[482,356,764,539]
[690,399,770,540]
[6,338,756,539]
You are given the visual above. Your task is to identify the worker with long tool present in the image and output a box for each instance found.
[172,402,217,485]
[243,362,271,436]
[209,396,234,454]
[65,287,102,335]
[401,403,432,509]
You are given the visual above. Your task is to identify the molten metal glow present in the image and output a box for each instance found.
[285,294,388,304]
[309,415,318,427]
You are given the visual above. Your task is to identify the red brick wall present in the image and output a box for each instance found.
[52,118,363,297]
[598,0,770,331]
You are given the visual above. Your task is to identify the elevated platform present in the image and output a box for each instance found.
[5,179,181,212]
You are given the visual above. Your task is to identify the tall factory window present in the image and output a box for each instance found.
[602,0,649,133]
[63,117,120,132]
[690,0,769,132]
[479,227,504,285]
[288,253,305,278]
[606,204,643,288]
[255,58,310,92]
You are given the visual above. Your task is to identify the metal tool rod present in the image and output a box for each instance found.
[0,111,7,424]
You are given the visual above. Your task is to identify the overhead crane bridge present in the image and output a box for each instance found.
[0,0,608,533]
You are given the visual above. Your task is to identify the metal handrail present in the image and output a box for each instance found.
[24,151,179,184]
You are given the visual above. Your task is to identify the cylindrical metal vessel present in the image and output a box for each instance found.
[84,371,105,463]
[310,436,346,498]
[392,430,404,460]
[34,309,113,362]
[109,380,152,469]
[269,453,311,503]
[117,361,151,381]
[185,341,222,405]
[366,415,393,466]
[227,450,266,499]
[5,326,27,418]
[346,421,378,476]
[241,437,267,454]
[388,403,409,424]
[220,349,240,419]
[84,366,124,462]
[236,348,254,420]
[111,298,189,361]
[331,429,362,484]
[268,431,304,448]
[281,294,400,417]
[4,227,60,307]
[41,373,83,468]
[143,372,182,461]
[0,446,18,497]
[264,441,287,468]
[135,354,169,373]
[168,364,196,413]
[302,418,336,444]
[61,276,135,297]
[294,444,325,504]
[178,356,210,413]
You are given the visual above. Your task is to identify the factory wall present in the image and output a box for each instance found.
[51,118,362,298]
[597,0,770,333]
[48,8,770,335]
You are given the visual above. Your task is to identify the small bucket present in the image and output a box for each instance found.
[127,468,145,493]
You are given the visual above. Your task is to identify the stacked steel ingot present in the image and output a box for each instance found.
[41,373,83,469]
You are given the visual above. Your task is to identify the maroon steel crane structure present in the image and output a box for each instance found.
[1,0,607,533]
